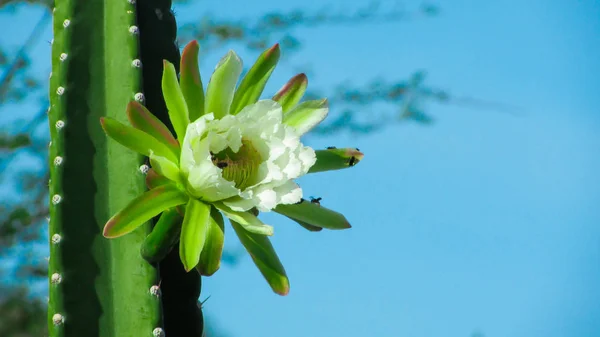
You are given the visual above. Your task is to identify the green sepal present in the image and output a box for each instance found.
[180,40,205,121]
[205,50,243,119]
[231,220,289,295]
[162,60,190,141]
[179,199,211,272]
[282,99,328,136]
[273,73,308,113]
[149,153,182,184]
[308,148,364,173]
[230,44,281,115]
[214,203,274,236]
[274,200,351,230]
[196,207,225,276]
[146,168,171,189]
[140,208,183,263]
[126,101,179,156]
[103,185,189,238]
[100,117,179,164]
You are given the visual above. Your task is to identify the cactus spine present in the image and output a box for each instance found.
[48,0,162,335]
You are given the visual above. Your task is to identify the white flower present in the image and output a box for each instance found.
[180,100,316,212]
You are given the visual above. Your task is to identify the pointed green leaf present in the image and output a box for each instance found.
[231,221,289,295]
[100,117,178,163]
[180,40,205,121]
[126,101,179,156]
[308,147,364,173]
[274,200,351,230]
[230,44,280,115]
[162,60,190,141]
[149,153,182,184]
[140,208,183,263]
[293,219,323,232]
[145,168,171,189]
[205,51,243,119]
[273,73,308,113]
[214,203,274,236]
[179,199,211,272]
[103,185,189,238]
[196,207,225,276]
[283,99,328,136]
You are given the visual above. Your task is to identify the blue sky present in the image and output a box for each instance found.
[2,1,600,336]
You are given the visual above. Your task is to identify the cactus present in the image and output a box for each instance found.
[47,0,174,335]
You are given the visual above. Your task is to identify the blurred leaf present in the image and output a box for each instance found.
[0,134,31,150]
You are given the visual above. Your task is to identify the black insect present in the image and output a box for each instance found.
[348,156,357,166]
[310,197,322,206]
[327,146,337,149]
[216,162,228,169]
[295,199,305,204]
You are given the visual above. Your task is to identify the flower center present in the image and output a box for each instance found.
[212,138,262,190]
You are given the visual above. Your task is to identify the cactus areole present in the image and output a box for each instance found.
[100,40,364,296]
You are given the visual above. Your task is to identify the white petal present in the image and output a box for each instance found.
[187,164,239,201]
[222,195,257,212]
[180,114,214,174]
[298,146,316,172]
[282,127,300,148]
[237,99,282,123]
[184,136,239,201]
[274,181,302,205]
[282,155,302,179]
[256,189,278,212]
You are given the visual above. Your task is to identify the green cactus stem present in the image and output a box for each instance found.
[48,0,162,336]
[136,0,205,335]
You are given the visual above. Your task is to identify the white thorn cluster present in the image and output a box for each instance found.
[56,120,65,130]
[153,328,165,337]
[48,141,53,148]
[132,59,142,68]
[52,313,64,325]
[53,156,63,166]
[63,19,70,28]
[139,164,150,174]
[129,25,139,34]
[51,273,62,284]
[134,93,145,103]
[52,194,62,205]
[128,0,136,4]
[49,72,52,79]
[59,53,68,61]
[150,285,160,296]
[50,38,54,45]
[155,9,163,20]
[127,10,134,14]
[56,87,65,95]
[52,233,62,244]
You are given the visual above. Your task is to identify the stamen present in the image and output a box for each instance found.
[212,139,262,189]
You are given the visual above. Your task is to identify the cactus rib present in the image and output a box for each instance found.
[48,0,161,335]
